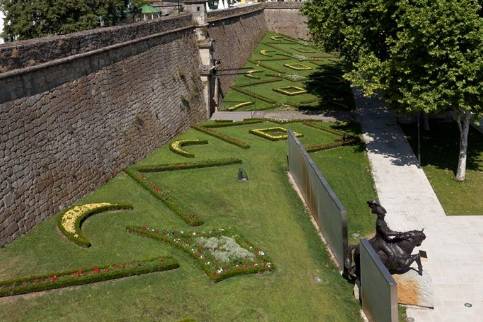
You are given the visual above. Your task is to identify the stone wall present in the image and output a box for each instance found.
[0,15,194,73]
[264,3,310,40]
[207,4,268,94]
[0,15,207,246]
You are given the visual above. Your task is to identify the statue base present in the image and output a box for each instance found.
[393,258,434,309]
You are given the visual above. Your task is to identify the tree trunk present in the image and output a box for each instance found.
[423,113,430,131]
[455,111,472,181]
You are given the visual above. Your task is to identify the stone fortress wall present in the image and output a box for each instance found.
[0,3,309,246]
[0,15,207,246]
[264,2,309,40]
[207,4,268,94]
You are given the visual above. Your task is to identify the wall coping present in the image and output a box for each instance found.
[264,2,304,9]
[207,3,265,23]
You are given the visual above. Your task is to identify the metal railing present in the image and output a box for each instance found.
[287,130,348,270]
[360,239,398,322]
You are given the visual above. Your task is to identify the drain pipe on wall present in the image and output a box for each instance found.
[184,0,217,117]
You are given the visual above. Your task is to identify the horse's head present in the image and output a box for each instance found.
[409,229,426,246]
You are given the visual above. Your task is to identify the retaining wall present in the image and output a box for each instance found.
[264,3,309,40]
[0,15,207,246]
[207,4,268,94]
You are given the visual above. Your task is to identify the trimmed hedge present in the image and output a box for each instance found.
[231,86,277,104]
[249,127,303,141]
[169,139,208,158]
[193,125,251,149]
[248,60,286,74]
[303,121,347,137]
[0,257,179,298]
[124,168,204,226]
[237,77,283,88]
[226,101,254,111]
[133,158,242,173]
[273,86,307,96]
[202,120,263,128]
[57,203,133,248]
[305,137,360,153]
[127,226,273,282]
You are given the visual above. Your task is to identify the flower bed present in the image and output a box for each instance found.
[283,63,312,71]
[133,158,242,173]
[273,86,307,96]
[193,125,251,149]
[127,226,273,282]
[169,139,208,158]
[124,169,203,226]
[0,257,179,298]
[249,127,303,141]
[58,203,133,247]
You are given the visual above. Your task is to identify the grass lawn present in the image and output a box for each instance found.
[0,122,374,321]
[400,120,483,215]
[0,120,376,322]
[222,32,355,112]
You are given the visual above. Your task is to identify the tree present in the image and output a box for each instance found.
[303,0,482,181]
[0,0,146,40]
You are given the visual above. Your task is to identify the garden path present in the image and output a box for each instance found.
[356,89,483,322]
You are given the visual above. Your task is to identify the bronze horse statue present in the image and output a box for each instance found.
[347,200,426,279]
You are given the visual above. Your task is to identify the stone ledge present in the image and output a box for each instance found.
[207,4,265,23]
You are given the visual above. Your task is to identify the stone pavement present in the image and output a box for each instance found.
[355,90,483,322]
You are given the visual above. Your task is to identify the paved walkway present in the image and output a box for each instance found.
[355,90,483,322]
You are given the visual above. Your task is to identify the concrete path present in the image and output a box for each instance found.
[355,90,483,322]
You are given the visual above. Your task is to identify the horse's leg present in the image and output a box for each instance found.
[395,253,423,275]
[413,254,423,275]
[400,254,422,275]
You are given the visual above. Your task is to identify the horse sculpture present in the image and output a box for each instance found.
[347,200,427,280]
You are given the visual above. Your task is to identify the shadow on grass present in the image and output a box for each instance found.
[299,63,355,114]
[400,120,483,175]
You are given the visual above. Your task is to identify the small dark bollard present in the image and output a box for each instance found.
[237,168,248,181]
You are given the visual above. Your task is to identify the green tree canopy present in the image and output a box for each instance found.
[303,0,482,180]
[0,0,146,40]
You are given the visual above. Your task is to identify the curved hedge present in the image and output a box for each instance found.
[57,203,133,247]
[169,139,208,158]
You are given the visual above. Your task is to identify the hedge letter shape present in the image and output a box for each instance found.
[169,139,208,158]
[58,203,133,247]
